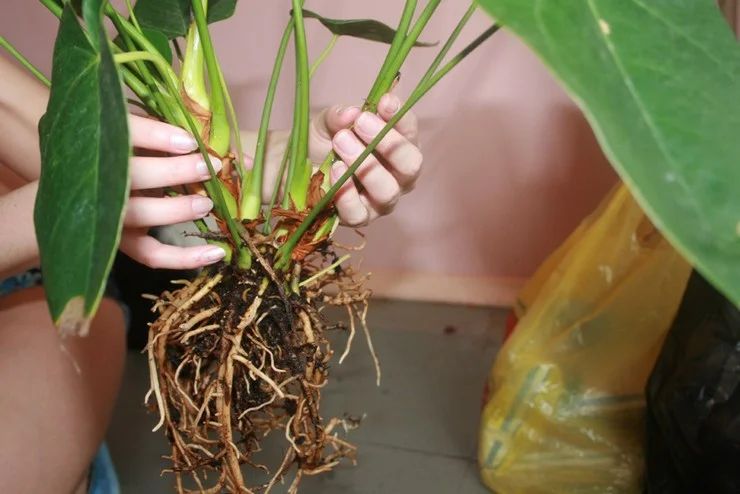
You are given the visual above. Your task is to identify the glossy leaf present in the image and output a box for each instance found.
[134,0,191,38]
[35,2,129,335]
[142,27,173,64]
[477,0,740,305]
[302,9,435,46]
[208,0,238,24]
[133,0,237,38]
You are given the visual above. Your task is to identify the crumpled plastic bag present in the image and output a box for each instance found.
[645,272,740,494]
[478,185,691,493]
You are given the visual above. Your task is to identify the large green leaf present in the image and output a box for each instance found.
[133,0,238,38]
[477,0,740,306]
[36,2,129,335]
[208,0,238,24]
[142,27,173,64]
[302,9,436,46]
[134,0,191,38]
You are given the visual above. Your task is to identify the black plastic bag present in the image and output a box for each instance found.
[645,272,740,493]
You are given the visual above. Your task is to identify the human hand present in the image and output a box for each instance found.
[309,92,422,226]
[119,115,226,270]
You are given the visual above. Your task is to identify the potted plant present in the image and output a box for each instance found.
[1,0,496,491]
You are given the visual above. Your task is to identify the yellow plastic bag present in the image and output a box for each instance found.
[478,185,691,494]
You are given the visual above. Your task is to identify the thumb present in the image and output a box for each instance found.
[308,104,361,162]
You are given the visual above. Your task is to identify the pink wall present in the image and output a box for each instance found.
[1,1,617,299]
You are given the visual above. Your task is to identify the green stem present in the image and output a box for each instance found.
[240,20,295,220]
[419,3,478,87]
[123,0,143,32]
[283,0,311,210]
[191,0,230,156]
[182,23,210,112]
[120,65,159,114]
[367,0,442,111]
[0,36,50,87]
[194,219,233,263]
[277,24,499,268]
[38,0,62,18]
[309,34,338,79]
[216,62,247,179]
[109,12,178,123]
[365,0,417,109]
[106,7,179,90]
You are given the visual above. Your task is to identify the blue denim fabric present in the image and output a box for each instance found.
[0,268,43,296]
[89,444,120,494]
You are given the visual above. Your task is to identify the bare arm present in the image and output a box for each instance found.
[0,56,47,182]
[0,181,39,278]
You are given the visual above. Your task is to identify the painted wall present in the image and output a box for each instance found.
[1,1,618,305]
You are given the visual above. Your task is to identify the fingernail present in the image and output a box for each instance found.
[334,130,362,155]
[192,196,214,217]
[172,133,198,152]
[196,156,223,179]
[384,95,400,114]
[356,112,384,135]
[336,105,359,116]
[199,246,226,264]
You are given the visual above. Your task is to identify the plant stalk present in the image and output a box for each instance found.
[191,0,230,156]
[367,0,443,110]
[240,19,295,220]
[364,0,418,110]
[283,0,311,210]
[309,34,339,79]
[0,36,50,87]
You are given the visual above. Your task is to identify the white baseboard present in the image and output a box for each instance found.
[364,270,526,307]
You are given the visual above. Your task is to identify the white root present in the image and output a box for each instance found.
[338,304,356,365]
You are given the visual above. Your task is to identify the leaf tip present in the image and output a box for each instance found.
[56,297,92,337]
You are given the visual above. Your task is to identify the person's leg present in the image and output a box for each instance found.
[0,287,126,493]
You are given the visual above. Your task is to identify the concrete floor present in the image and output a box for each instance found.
[107,299,506,493]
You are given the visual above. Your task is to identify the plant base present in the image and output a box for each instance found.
[145,238,374,493]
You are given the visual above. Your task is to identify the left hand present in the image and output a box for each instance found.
[309,92,422,226]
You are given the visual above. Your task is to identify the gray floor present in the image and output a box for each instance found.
[108,299,506,493]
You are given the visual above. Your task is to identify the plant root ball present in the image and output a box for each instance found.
[145,242,373,493]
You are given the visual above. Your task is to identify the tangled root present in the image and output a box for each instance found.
[145,236,374,493]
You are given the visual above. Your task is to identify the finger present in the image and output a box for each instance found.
[130,154,223,190]
[330,161,369,226]
[124,195,213,228]
[377,93,419,144]
[308,105,361,162]
[120,230,226,269]
[129,115,198,154]
[332,130,401,214]
[353,111,422,190]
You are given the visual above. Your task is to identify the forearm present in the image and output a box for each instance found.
[0,181,39,278]
[0,56,48,182]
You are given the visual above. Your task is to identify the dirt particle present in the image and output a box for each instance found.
[443,325,457,335]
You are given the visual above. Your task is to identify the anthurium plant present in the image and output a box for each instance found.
[1,0,497,491]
